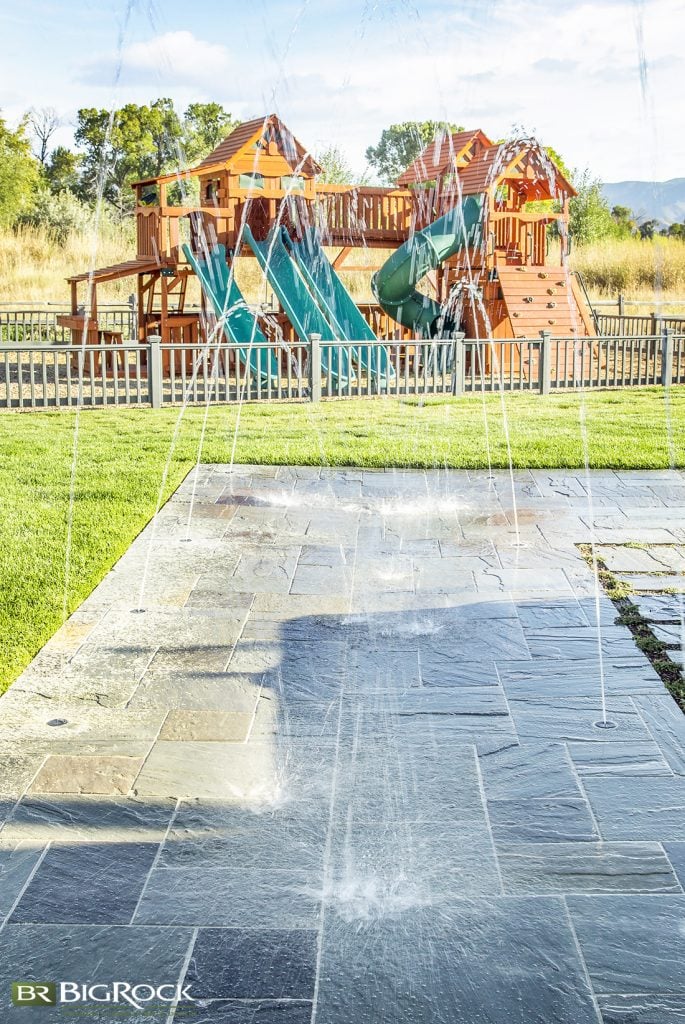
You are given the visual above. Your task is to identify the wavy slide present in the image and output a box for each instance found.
[182,242,279,382]
[372,194,484,336]
[243,225,357,386]
[284,228,394,382]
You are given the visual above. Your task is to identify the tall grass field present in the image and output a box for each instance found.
[0,223,683,309]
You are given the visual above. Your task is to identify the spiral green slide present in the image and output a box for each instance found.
[372,194,484,335]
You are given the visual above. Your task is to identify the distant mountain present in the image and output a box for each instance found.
[601,179,685,225]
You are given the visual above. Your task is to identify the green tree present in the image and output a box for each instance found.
[568,170,618,245]
[75,100,183,215]
[45,146,82,194]
[0,113,40,227]
[365,121,464,184]
[664,222,685,239]
[638,218,660,240]
[611,204,637,237]
[316,145,355,184]
[182,102,238,163]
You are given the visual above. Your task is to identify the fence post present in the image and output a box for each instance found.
[309,333,321,402]
[538,330,551,395]
[617,293,625,317]
[661,326,674,388]
[452,337,464,395]
[148,334,162,408]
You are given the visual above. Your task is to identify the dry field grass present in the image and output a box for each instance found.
[1,223,684,313]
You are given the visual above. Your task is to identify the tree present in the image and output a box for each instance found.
[611,204,637,237]
[365,121,464,184]
[45,146,81,194]
[182,103,237,163]
[0,113,40,227]
[568,169,618,245]
[75,101,183,214]
[27,107,60,165]
[316,145,355,184]
[638,218,660,240]
[664,222,685,239]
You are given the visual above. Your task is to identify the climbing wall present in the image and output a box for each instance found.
[496,266,595,338]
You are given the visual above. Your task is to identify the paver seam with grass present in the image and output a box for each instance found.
[1,387,684,694]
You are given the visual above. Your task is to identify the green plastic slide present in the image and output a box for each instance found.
[283,228,394,383]
[243,225,355,385]
[182,242,279,382]
[372,194,484,335]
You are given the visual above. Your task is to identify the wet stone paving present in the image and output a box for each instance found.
[1,465,685,1022]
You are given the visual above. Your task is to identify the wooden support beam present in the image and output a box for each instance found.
[332,247,352,270]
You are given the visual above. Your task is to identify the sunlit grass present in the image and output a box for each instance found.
[1,386,684,693]
[573,237,685,309]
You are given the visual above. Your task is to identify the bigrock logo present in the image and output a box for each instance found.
[12,983,57,1007]
[11,981,194,1009]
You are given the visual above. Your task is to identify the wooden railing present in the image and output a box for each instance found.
[313,186,415,244]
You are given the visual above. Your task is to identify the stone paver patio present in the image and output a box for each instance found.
[1,465,684,1022]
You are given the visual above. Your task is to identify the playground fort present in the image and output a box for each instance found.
[62,114,595,379]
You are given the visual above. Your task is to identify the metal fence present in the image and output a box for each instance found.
[1,330,683,411]
[0,304,137,345]
[596,311,685,337]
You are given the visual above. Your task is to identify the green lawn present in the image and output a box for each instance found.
[1,387,684,693]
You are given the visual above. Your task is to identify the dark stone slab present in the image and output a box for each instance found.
[498,841,680,894]
[507,696,653,744]
[0,924,193,1020]
[514,601,590,628]
[568,894,685,994]
[173,1001,314,1023]
[633,695,685,774]
[0,841,45,922]
[314,896,599,1023]
[333,739,486,825]
[497,656,663,698]
[160,801,326,871]
[487,798,599,844]
[634,593,685,621]
[566,740,671,777]
[10,842,159,924]
[597,994,685,1024]
[664,842,685,887]
[4,795,176,843]
[186,929,317,1000]
[583,777,685,840]
[521,626,637,661]
[328,819,500,899]
[478,742,582,800]
[135,867,321,928]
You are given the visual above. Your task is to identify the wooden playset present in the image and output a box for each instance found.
[62,114,594,359]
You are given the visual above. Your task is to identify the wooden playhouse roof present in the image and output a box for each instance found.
[397,129,492,186]
[457,141,576,198]
[132,114,321,188]
[193,114,322,177]
[397,131,576,199]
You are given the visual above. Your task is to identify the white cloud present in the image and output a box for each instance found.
[80,31,233,90]
[7,0,684,183]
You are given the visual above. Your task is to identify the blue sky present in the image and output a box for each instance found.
[1,0,683,182]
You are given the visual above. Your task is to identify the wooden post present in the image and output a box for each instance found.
[618,293,625,317]
[137,274,145,342]
[148,334,162,408]
[539,330,551,395]
[661,326,674,388]
[309,333,321,402]
[161,274,169,344]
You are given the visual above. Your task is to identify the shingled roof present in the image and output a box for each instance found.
[193,114,321,177]
[396,129,492,186]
